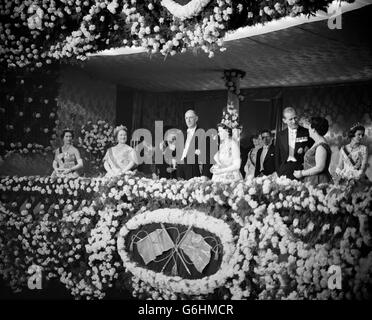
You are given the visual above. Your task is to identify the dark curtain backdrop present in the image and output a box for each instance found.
[116,87,282,149]
[116,80,372,154]
[282,82,372,127]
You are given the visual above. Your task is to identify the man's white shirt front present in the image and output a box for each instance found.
[260,145,269,172]
[181,127,196,160]
[287,128,297,162]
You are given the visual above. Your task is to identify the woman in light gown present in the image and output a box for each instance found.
[335,123,369,182]
[211,122,242,183]
[103,125,138,177]
[52,129,83,178]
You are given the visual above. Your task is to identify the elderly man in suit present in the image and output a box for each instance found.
[176,109,202,180]
[254,129,275,177]
[275,107,313,180]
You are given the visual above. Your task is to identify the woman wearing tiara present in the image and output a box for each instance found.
[335,123,369,182]
[52,129,83,178]
[210,108,243,182]
[103,125,138,177]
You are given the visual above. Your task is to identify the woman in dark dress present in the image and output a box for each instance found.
[294,117,333,185]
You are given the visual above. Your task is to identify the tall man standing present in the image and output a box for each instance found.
[176,109,202,180]
[275,107,313,180]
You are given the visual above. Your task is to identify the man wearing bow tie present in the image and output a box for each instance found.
[275,107,313,179]
[254,129,276,177]
[176,109,202,180]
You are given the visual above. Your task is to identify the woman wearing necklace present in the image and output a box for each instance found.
[52,129,83,178]
[335,123,368,182]
[103,125,138,177]
[293,117,333,185]
[210,109,243,183]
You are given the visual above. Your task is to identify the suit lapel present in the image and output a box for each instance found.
[264,144,274,164]
[294,126,307,153]
[294,129,299,154]
[189,126,198,151]
[282,129,289,158]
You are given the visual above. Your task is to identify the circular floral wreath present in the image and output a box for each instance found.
[117,208,237,296]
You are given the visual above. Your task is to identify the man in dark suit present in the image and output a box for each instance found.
[176,109,201,180]
[254,129,275,177]
[201,133,214,179]
[275,107,313,180]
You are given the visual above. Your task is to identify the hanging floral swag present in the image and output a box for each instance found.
[160,0,212,20]
[77,120,115,175]
[0,0,352,69]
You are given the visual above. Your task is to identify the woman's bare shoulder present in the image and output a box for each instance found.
[70,145,80,153]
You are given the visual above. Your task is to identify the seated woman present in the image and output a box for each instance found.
[294,117,333,185]
[103,125,137,177]
[52,129,83,178]
[211,117,242,183]
[335,123,369,182]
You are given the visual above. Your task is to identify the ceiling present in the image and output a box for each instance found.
[78,4,372,92]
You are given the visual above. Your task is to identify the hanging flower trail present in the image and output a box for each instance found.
[0,0,354,69]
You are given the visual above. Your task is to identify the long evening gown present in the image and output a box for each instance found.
[212,140,243,182]
[303,142,333,185]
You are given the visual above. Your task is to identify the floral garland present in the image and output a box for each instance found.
[0,173,371,299]
[65,202,133,298]
[78,120,115,175]
[3,143,53,158]
[160,0,212,20]
[223,69,245,101]
[231,208,372,300]
[0,0,345,69]
[117,208,236,296]
[220,103,240,129]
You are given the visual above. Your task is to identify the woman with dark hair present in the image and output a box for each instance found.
[335,123,368,182]
[52,129,83,178]
[210,110,242,182]
[243,133,262,179]
[103,125,137,177]
[294,117,333,185]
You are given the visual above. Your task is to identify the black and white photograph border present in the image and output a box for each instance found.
[1,0,372,305]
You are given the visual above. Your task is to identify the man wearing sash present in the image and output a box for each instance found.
[275,107,313,180]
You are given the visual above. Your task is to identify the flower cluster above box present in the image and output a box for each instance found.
[0,0,346,69]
